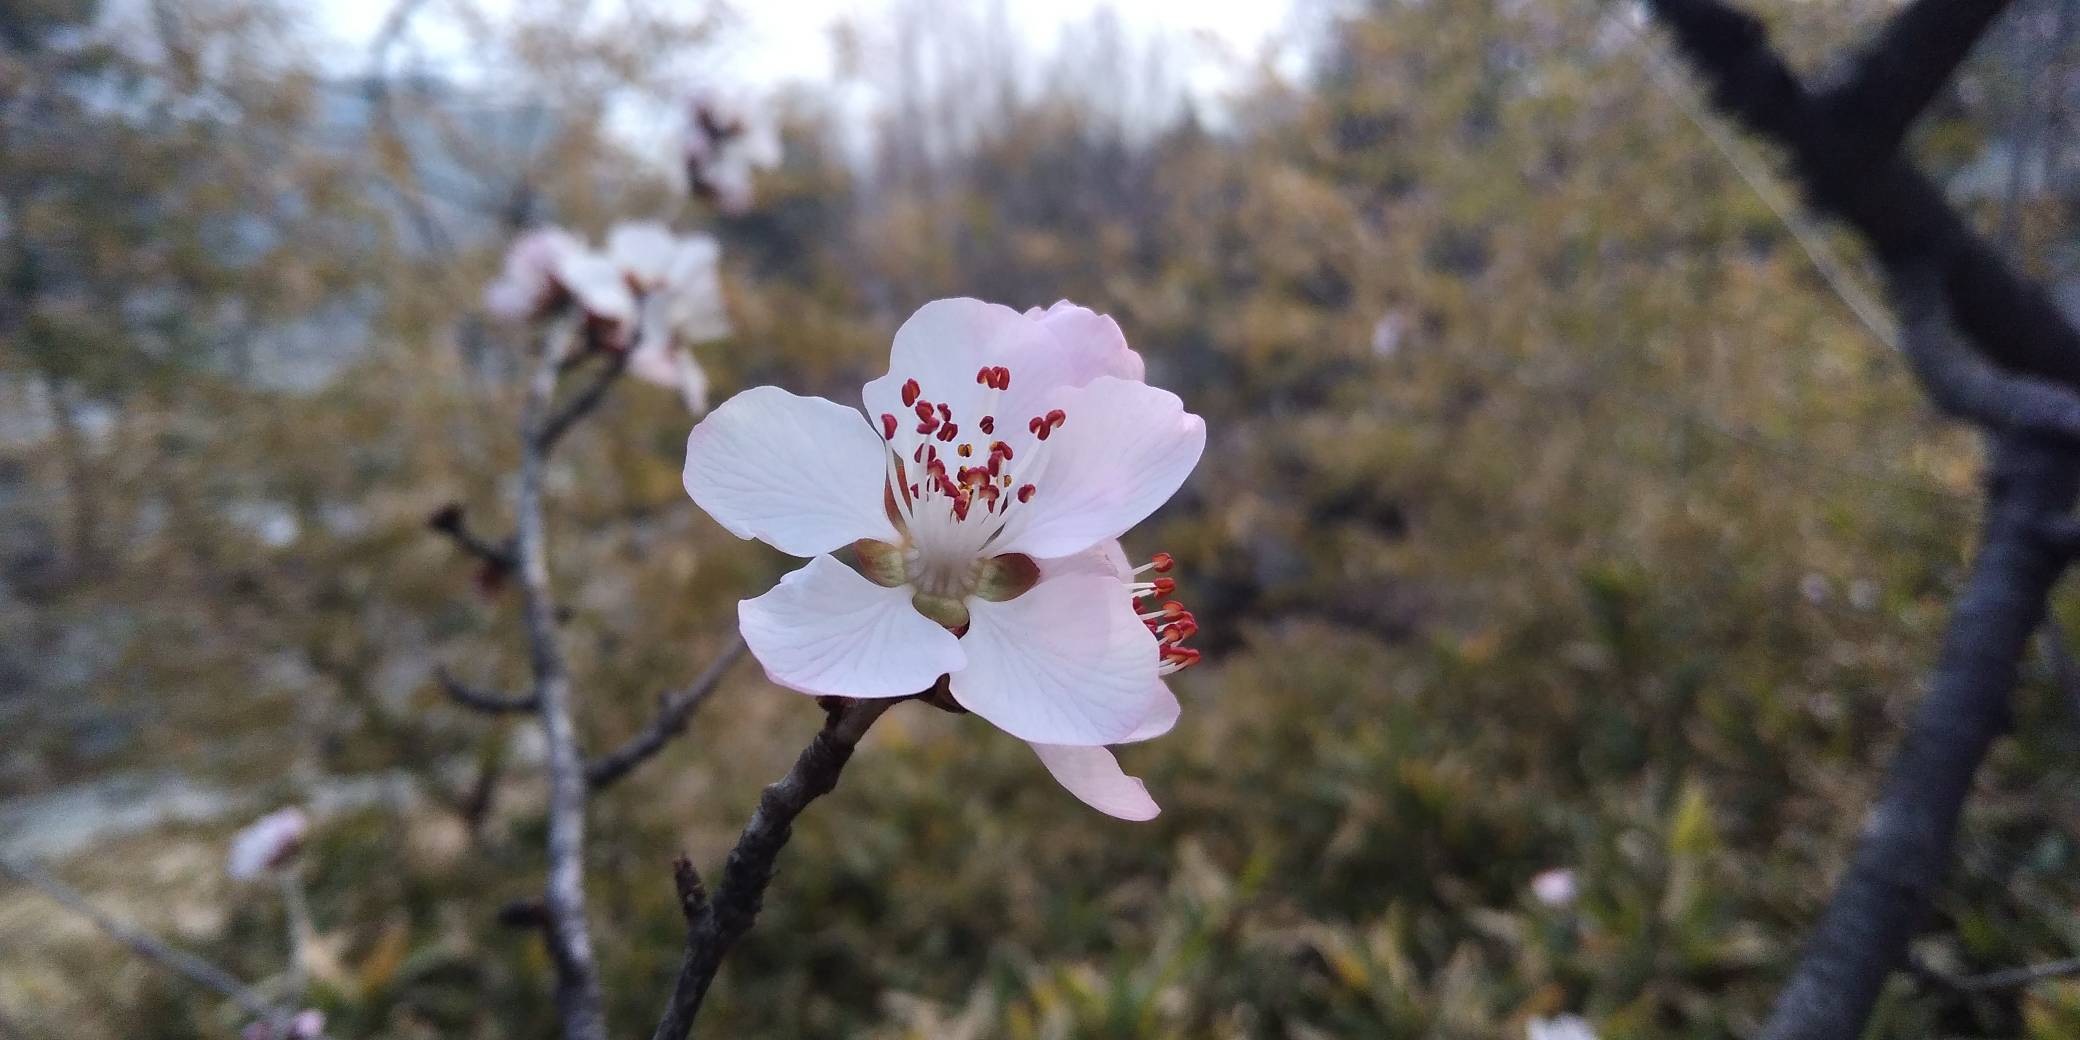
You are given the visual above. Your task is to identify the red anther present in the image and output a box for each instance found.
[992,440,1013,459]
[937,422,959,442]
[901,379,921,407]
[1152,577,1176,596]
[914,400,935,421]
[1162,646,1201,669]
[1149,552,1174,573]
[979,416,995,434]
[1166,618,1198,640]
[1028,416,1044,435]
[937,402,951,421]
[1160,600,1186,618]
[916,419,938,435]
[995,366,1011,389]
[1045,408,1066,428]
[880,413,898,440]
[908,483,919,499]
[913,445,926,463]
[957,443,973,457]
[986,455,1001,477]
[1159,625,1185,645]
[976,366,992,385]
[1016,484,1036,503]
[1036,424,1052,441]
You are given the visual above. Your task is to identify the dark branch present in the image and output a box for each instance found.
[435,666,538,714]
[1815,0,2011,165]
[586,638,748,791]
[1892,265,2080,440]
[0,858,287,1027]
[535,349,631,456]
[427,503,516,577]
[650,698,895,1040]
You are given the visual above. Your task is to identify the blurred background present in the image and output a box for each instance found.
[7,0,2080,1036]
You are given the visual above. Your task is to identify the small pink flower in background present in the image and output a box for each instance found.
[1527,1015,1597,1040]
[1530,867,1578,908]
[227,807,308,880]
[610,221,729,414]
[683,298,1205,819]
[482,226,581,322]
[681,87,782,215]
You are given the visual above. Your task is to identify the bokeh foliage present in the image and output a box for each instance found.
[8,0,2080,1037]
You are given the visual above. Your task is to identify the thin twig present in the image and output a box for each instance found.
[536,350,632,455]
[1952,954,2080,992]
[0,858,287,1027]
[516,326,609,1040]
[427,503,517,575]
[650,698,896,1040]
[586,637,748,791]
[435,666,539,714]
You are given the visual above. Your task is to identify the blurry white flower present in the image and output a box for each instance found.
[483,226,582,322]
[1530,867,1578,908]
[242,1010,325,1040]
[552,248,639,343]
[613,223,729,414]
[1370,310,1407,358]
[1527,1014,1597,1040]
[684,299,1204,818]
[1848,578,1879,611]
[681,88,782,215]
[1800,572,1831,605]
[227,807,308,880]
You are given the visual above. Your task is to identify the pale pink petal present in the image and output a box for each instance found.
[1037,539,1134,581]
[605,221,678,289]
[1028,743,1160,821]
[227,807,308,880]
[995,376,1206,559]
[739,555,964,698]
[861,299,1077,450]
[553,250,637,330]
[949,573,1161,744]
[661,237,730,342]
[1124,682,1180,742]
[1024,301,1146,384]
[684,387,898,555]
[630,332,709,414]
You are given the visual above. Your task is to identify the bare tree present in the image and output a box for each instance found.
[1638,0,2080,1036]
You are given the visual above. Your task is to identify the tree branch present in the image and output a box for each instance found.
[586,637,748,791]
[435,665,538,714]
[1636,3,2080,1037]
[0,858,288,1028]
[535,349,631,456]
[1892,265,2080,440]
[427,503,516,580]
[516,331,608,1040]
[1816,0,2011,165]
[650,698,896,1040]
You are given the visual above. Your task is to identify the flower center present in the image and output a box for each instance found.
[874,365,1067,589]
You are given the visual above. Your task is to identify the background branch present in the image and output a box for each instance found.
[516,331,608,1040]
[650,698,895,1040]
[536,349,631,455]
[435,666,538,714]
[0,858,288,1028]
[587,637,748,791]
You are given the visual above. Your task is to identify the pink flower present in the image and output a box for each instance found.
[681,88,782,215]
[1530,867,1578,908]
[1527,1015,1597,1040]
[611,222,729,414]
[683,299,1204,818]
[482,226,581,322]
[242,1010,325,1040]
[227,807,308,880]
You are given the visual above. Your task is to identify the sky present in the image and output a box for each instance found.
[310,0,1313,112]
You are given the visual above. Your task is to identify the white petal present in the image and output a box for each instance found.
[995,376,1206,559]
[1025,301,1147,384]
[1028,743,1160,821]
[950,573,1161,744]
[553,250,636,329]
[606,221,678,289]
[629,334,710,415]
[1124,682,1180,743]
[684,386,898,556]
[860,299,1077,447]
[739,555,964,698]
[1037,539,1134,582]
